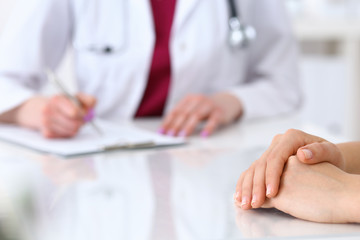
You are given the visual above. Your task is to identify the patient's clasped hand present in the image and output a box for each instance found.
[235,129,360,223]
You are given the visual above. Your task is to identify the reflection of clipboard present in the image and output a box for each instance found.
[0,120,186,158]
[102,141,156,151]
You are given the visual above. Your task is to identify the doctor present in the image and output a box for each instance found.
[0,0,300,139]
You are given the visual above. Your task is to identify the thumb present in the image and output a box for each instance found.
[76,93,97,122]
[77,93,97,109]
[296,142,344,169]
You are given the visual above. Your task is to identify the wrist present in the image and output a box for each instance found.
[343,174,360,223]
[212,92,243,124]
[14,96,48,130]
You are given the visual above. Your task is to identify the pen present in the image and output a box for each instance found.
[45,68,103,136]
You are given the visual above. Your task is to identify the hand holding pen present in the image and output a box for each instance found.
[41,69,102,138]
[6,70,101,139]
[12,91,97,139]
[46,69,102,136]
[40,92,98,139]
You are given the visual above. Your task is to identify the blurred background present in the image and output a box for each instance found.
[0,0,359,140]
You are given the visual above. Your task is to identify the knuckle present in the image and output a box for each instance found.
[213,108,222,116]
[265,168,275,180]
[241,183,251,194]
[313,142,325,154]
[194,95,205,102]
[41,115,51,128]
[323,141,335,151]
[70,122,81,132]
[272,134,283,143]
[240,170,247,179]
[41,104,51,116]
[287,156,299,168]
[244,169,252,177]
[240,170,251,183]
[250,160,259,169]
[52,95,64,104]
[266,151,277,164]
[211,111,222,121]
[168,111,179,119]
[190,112,201,121]
[252,179,265,191]
[238,172,245,182]
[196,94,204,100]
[186,95,197,101]
[256,157,266,166]
[285,128,302,138]
[180,110,190,119]
[253,158,266,171]
[267,148,291,166]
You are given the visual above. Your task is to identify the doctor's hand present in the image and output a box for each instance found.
[234,129,345,210]
[14,93,96,139]
[159,93,243,137]
[259,157,360,223]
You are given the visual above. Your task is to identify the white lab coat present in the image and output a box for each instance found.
[0,0,300,121]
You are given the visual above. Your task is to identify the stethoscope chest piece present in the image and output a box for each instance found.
[227,0,257,49]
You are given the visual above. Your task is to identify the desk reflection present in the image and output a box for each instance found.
[0,146,359,240]
[236,208,360,238]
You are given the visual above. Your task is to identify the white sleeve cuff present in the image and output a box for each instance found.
[226,80,301,121]
[0,77,36,114]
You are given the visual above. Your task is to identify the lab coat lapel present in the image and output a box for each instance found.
[173,0,203,33]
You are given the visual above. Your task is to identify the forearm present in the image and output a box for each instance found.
[337,142,360,174]
[212,92,243,124]
[0,97,46,129]
[0,108,18,124]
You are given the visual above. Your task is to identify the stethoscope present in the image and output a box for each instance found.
[227,0,257,49]
[74,0,256,54]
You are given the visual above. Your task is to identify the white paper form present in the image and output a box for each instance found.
[0,120,185,157]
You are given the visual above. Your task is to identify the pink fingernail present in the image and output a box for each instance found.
[235,192,240,201]
[302,149,313,160]
[201,131,209,138]
[241,196,249,207]
[251,195,257,206]
[84,109,95,122]
[266,185,272,197]
[158,128,166,134]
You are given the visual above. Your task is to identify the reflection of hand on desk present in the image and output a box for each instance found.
[38,156,97,186]
[235,207,360,238]
[168,148,227,168]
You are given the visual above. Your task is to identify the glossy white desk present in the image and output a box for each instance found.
[0,116,359,240]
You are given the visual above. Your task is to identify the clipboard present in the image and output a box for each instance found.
[0,120,186,158]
